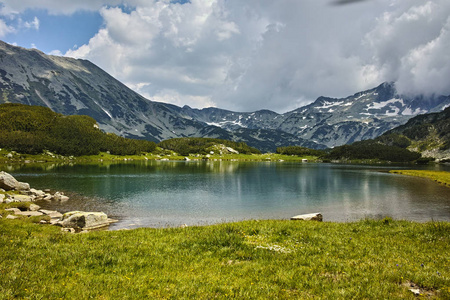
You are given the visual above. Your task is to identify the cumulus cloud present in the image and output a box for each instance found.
[5,0,450,112]
[365,0,450,97]
[22,16,40,30]
[0,0,123,15]
[0,18,14,37]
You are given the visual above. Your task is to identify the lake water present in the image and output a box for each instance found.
[5,161,450,229]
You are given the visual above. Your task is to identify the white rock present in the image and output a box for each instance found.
[291,213,323,221]
[59,211,111,230]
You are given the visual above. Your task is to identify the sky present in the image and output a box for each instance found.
[1,0,450,113]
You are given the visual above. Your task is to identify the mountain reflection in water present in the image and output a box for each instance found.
[7,161,450,229]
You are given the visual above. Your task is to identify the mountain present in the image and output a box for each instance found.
[379,106,450,160]
[0,41,322,152]
[180,83,450,148]
[1,41,449,151]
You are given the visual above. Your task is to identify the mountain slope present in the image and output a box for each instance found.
[0,40,206,142]
[379,106,450,160]
[181,83,450,148]
[1,41,449,151]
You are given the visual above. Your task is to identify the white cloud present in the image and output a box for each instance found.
[0,18,14,37]
[22,16,40,30]
[365,0,450,96]
[5,0,450,112]
[0,0,123,15]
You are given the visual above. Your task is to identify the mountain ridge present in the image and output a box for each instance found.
[1,41,449,151]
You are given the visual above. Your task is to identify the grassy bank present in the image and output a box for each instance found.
[390,170,450,188]
[0,148,319,164]
[1,219,449,299]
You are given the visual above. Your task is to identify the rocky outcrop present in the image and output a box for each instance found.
[0,171,30,191]
[1,172,117,232]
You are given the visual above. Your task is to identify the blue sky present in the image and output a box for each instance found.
[3,9,103,54]
[1,0,449,113]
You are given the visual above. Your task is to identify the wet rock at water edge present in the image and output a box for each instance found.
[291,213,323,221]
[0,171,30,191]
[58,211,117,230]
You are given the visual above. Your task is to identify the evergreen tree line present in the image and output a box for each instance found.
[0,103,156,156]
[324,140,421,162]
[276,146,325,157]
[158,137,261,156]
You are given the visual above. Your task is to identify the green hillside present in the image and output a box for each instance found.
[158,137,261,156]
[379,106,450,157]
[0,103,156,156]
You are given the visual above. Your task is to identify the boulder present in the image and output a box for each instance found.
[11,194,34,202]
[39,209,63,219]
[53,192,69,202]
[29,204,41,211]
[0,171,30,191]
[30,188,46,199]
[5,207,21,214]
[59,211,111,230]
[15,211,44,217]
[0,194,5,203]
[290,213,323,221]
[6,215,18,219]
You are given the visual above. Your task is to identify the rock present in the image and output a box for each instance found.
[53,192,69,202]
[15,211,44,217]
[29,204,41,211]
[59,211,111,230]
[0,171,30,191]
[5,208,21,214]
[184,157,191,161]
[6,215,18,219]
[291,213,323,221]
[39,209,63,219]
[11,194,34,202]
[43,194,53,201]
[0,194,5,203]
[6,153,13,159]
[226,147,239,154]
[30,188,46,199]
[409,288,420,296]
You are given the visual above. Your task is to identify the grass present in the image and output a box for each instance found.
[0,218,449,299]
[0,148,320,164]
[390,170,450,188]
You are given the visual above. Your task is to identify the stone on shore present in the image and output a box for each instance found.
[15,211,44,217]
[291,213,323,221]
[53,192,69,202]
[59,211,111,230]
[10,194,34,202]
[29,204,41,211]
[0,171,30,191]
[39,209,63,219]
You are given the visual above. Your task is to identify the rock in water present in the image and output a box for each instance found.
[59,211,110,230]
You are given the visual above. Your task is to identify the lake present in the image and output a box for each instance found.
[5,161,450,229]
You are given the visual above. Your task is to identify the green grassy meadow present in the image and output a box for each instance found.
[1,218,449,299]
[390,170,450,188]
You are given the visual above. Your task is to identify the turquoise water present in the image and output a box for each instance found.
[6,161,450,229]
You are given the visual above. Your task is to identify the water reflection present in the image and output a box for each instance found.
[5,161,450,229]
